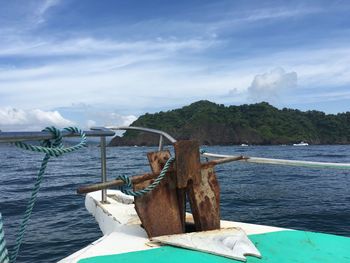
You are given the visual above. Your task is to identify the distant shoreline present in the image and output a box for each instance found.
[109,101,350,147]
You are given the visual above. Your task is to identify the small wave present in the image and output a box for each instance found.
[1,145,350,263]
[303,154,348,158]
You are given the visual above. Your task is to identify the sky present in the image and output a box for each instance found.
[1,0,350,131]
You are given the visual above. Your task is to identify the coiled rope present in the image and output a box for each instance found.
[116,156,175,197]
[0,126,86,263]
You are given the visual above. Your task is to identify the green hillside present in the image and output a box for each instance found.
[109,100,350,146]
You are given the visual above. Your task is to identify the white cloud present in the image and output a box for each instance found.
[119,115,138,126]
[0,37,215,57]
[2,43,350,112]
[0,107,74,131]
[88,112,137,127]
[37,0,60,16]
[0,104,138,132]
[247,67,297,103]
[1,7,350,115]
[243,7,322,22]
[35,0,61,24]
[198,6,324,36]
[86,120,97,128]
[84,112,137,137]
[54,103,137,130]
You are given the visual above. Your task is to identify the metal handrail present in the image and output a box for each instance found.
[201,152,350,169]
[0,126,176,203]
[106,125,177,151]
[107,125,177,143]
[0,127,116,203]
[0,129,115,143]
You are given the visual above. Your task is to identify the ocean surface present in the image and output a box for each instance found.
[1,143,350,262]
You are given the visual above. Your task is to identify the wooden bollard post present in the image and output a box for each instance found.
[174,140,220,231]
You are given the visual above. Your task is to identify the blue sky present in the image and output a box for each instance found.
[1,0,350,130]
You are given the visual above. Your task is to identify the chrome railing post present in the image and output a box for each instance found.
[158,135,163,151]
[91,127,114,203]
[100,136,107,203]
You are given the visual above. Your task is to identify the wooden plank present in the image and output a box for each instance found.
[174,140,220,231]
[133,151,184,237]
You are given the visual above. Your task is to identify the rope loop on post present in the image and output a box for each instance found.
[116,156,175,197]
[14,126,87,157]
[4,126,87,263]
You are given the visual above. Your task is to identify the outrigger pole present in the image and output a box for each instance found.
[77,155,246,194]
[110,126,350,169]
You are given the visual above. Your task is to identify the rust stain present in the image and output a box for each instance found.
[173,141,220,232]
[134,150,184,238]
[132,141,221,237]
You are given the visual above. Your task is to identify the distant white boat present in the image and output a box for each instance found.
[240,143,248,147]
[293,141,309,146]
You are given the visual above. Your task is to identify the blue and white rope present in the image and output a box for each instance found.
[0,214,9,263]
[3,126,86,263]
[117,156,175,197]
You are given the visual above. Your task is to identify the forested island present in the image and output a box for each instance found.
[109,100,350,146]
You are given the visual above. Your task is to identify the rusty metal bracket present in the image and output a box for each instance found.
[133,150,184,237]
[174,140,220,231]
[76,145,248,237]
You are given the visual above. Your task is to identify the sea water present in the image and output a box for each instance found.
[0,144,349,262]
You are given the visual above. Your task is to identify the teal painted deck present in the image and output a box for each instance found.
[78,230,350,263]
